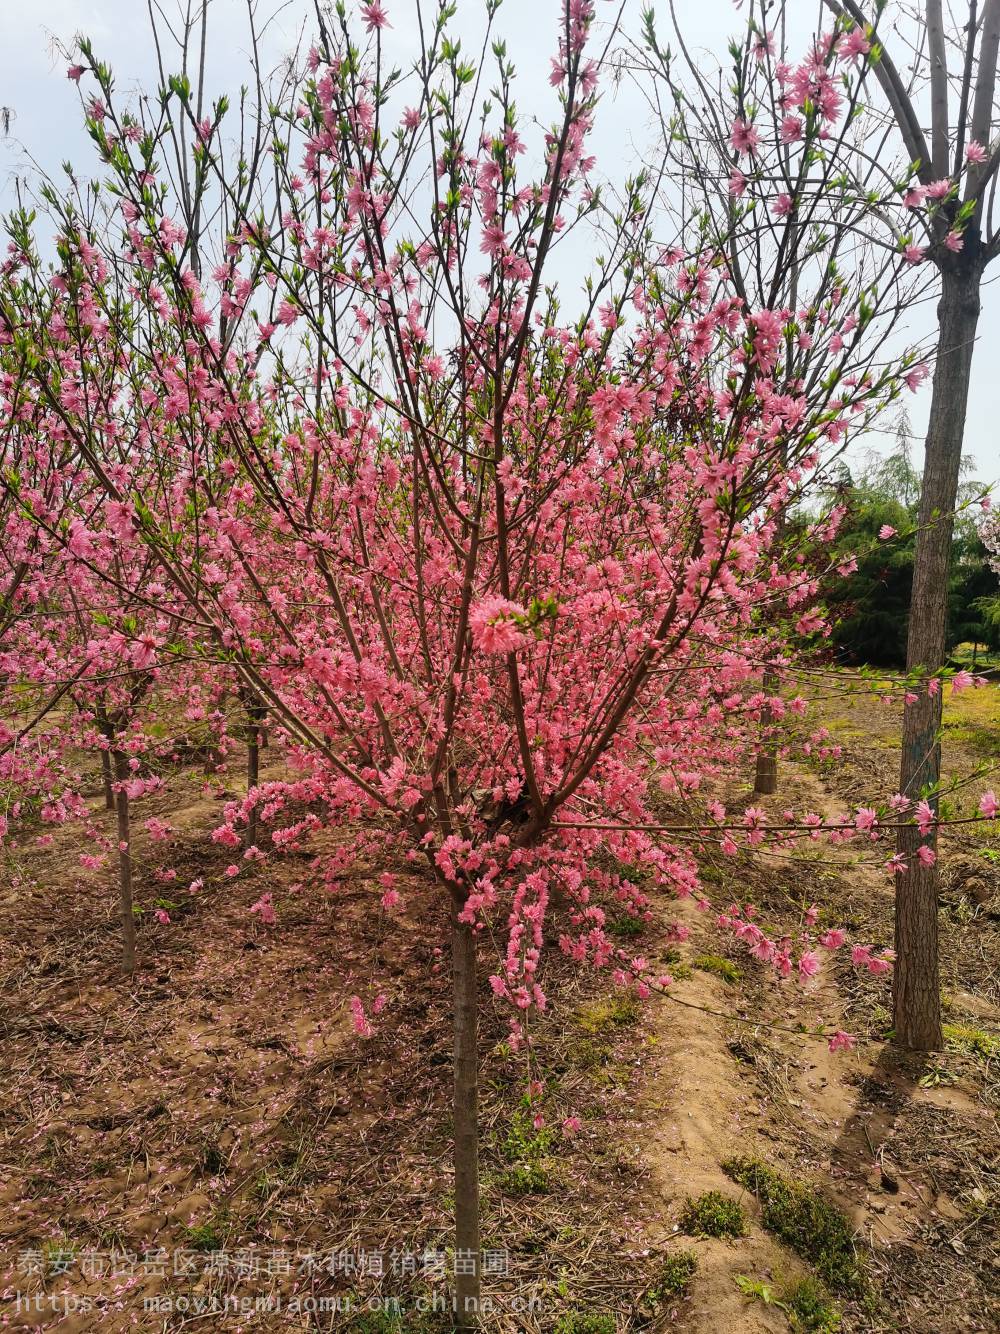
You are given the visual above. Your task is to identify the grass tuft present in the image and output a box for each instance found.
[651,1249,698,1299]
[722,1157,862,1294]
[693,954,741,984]
[943,1022,999,1059]
[552,1317,616,1334]
[787,1276,842,1331]
[679,1189,747,1239]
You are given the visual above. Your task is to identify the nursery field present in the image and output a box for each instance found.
[2,678,998,1333]
[3,4,1000,1330]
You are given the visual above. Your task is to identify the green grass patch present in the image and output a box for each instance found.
[494,1107,557,1195]
[734,1275,840,1332]
[723,1157,862,1294]
[651,1249,697,1299]
[943,1022,1000,1059]
[607,912,646,939]
[182,1219,224,1252]
[553,1316,616,1334]
[693,954,741,984]
[574,993,641,1035]
[787,1276,842,1331]
[679,1190,747,1239]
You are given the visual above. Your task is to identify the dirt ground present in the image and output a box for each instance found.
[1,677,999,1331]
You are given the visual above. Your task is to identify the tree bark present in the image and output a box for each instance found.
[245,696,265,850]
[101,747,115,811]
[753,668,780,795]
[451,905,481,1327]
[113,749,137,974]
[894,262,982,1051]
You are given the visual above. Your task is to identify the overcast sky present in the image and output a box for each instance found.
[1,0,998,483]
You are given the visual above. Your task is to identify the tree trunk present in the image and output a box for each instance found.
[894,263,982,1052]
[101,747,115,811]
[113,750,137,974]
[245,696,265,850]
[753,668,779,795]
[451,905,481,1326]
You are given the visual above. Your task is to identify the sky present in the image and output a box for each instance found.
[1,0,998,484]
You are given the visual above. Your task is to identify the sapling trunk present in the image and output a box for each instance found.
[451,904,481,1327]
[244,695,265,850]
[101,747,115,811]
[753,668,780,796]
[113,749,137,974]
[894,263,982,1051]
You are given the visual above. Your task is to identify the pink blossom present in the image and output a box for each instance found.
[798,950,820,979]
[730,118,760,157]
[878,524,896,540]
[480,225,507,259]
[469,596,527,654]
[350,996,372,1037]
[828,1030,855,1053]
[915,800,936,835]
[360,1,391,31]
[926,177,953,200]
[838,28,870,61]
[250,891,276,924]
[979,790,999,819]
[965,140,988,165]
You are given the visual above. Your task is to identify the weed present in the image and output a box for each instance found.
[495,1107,557,1195]
[693,954,741,984]
[698,863,725,884]
[574,994,641,1035]
[943,1023,999,1059]
[679,1190,747,1239]
[346,1311,451,1333]
[569,993,641,1077]
[183,1217,225,1252]
[197,1142,226,1176]
[41,1237,78,1273]
[608,913,646,939]
[734,1275,784,1312]
[919,1064,958,1088]
[552,1316,616,1334]
[786,1276,842,1331]
[651,1249,697,1299]
[568,1036,614,1071]
[723,1157,862,1294]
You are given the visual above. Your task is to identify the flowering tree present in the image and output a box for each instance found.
[640,0,1000,1052]
[0,0,968,1320]
[810,0,1000,1052]
[633,0,931,798]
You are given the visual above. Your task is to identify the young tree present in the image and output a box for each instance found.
[633,0,928,797]
[645,0,1000,1050]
